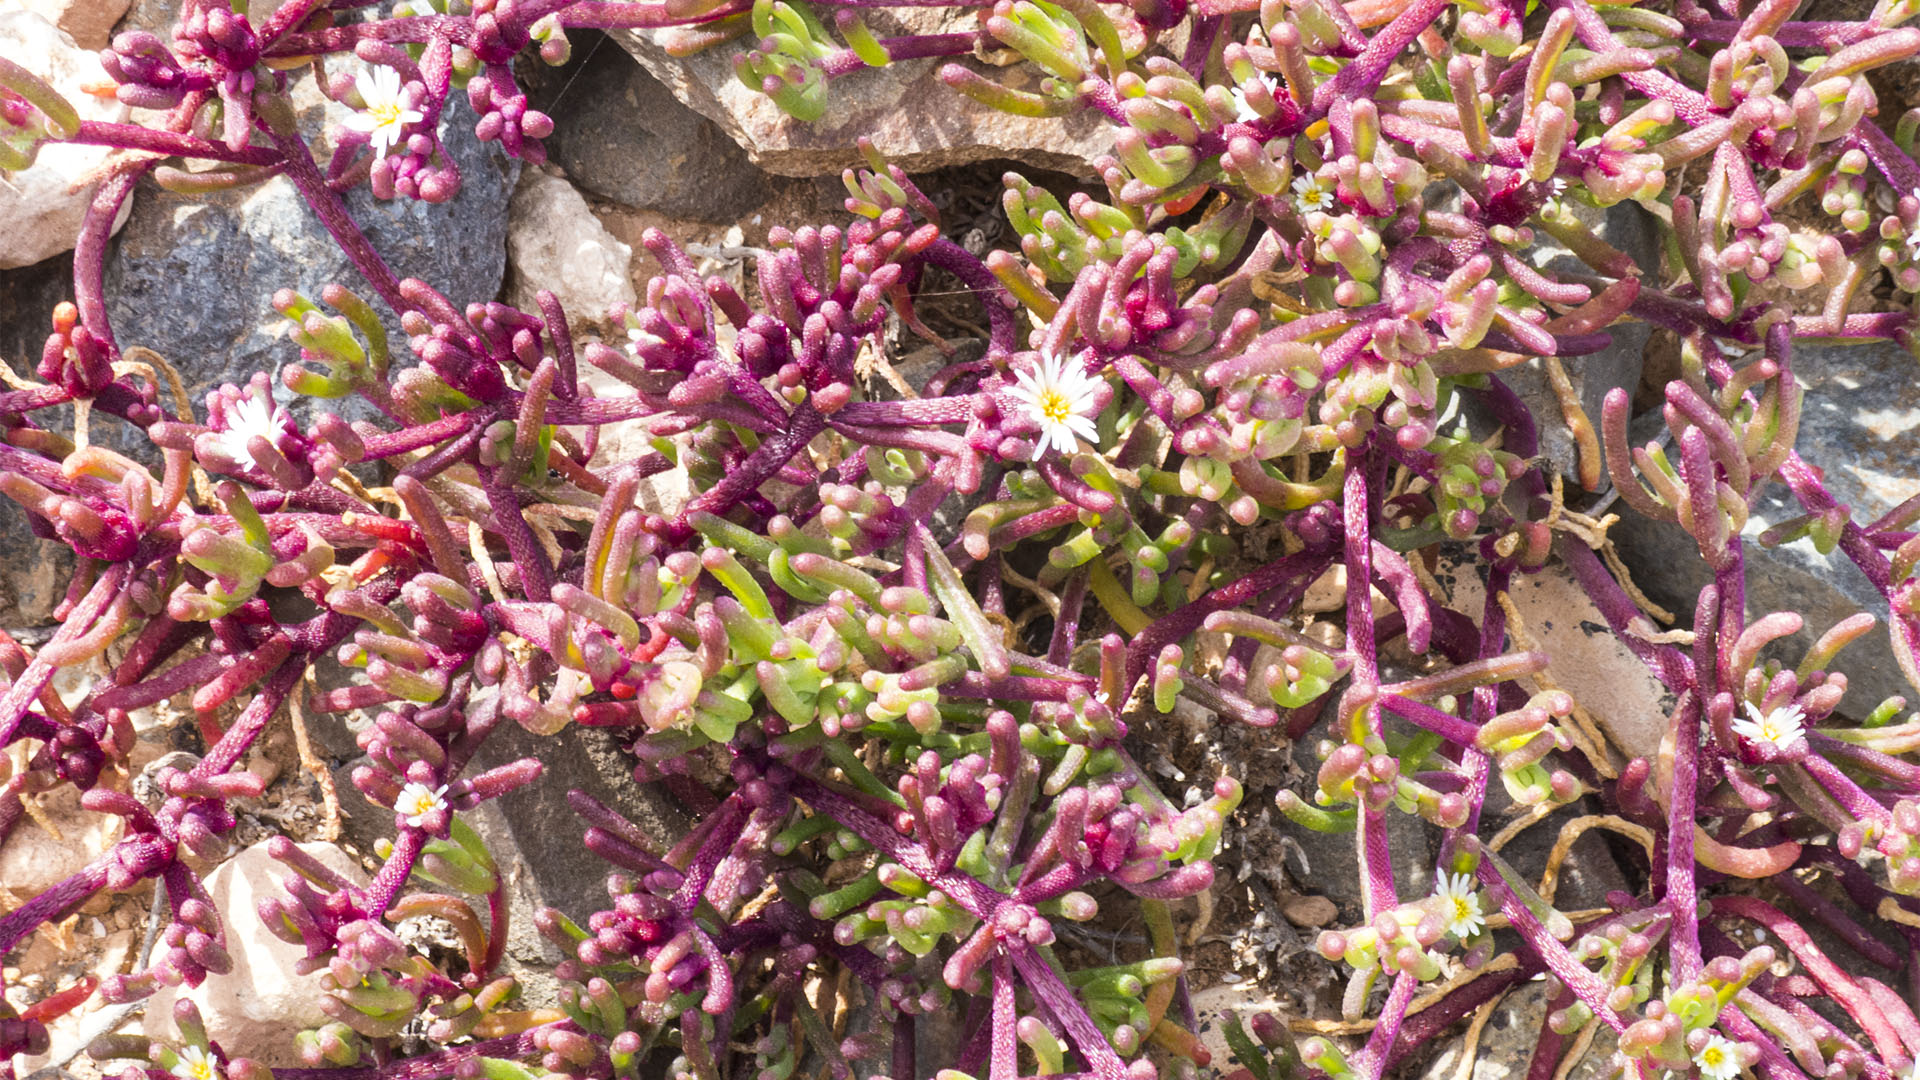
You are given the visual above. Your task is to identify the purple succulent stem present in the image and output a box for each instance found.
[67,121,282,165]
[1475,860,1629,1032]
[919,239,1017,359]
[273,1022,584,1080]
[1800,752,1896,825]
[0,565,125,749]
[836,394,979,427]
[946,672,1092,700]
[362,414,480,461]
[1384,960,1535,1068]
[673,793,755,909]
[1717,894,1908,1065]
[1378,694,1483,746]
[192,657,304,777]
[267,126,409,315]
[1556,536,1695,690]
[73,168,145,352]
[481,466,555,602]
[357,827,429,920]
[1004,939,1129,1080]
[1121,548,1333,701]
[1458,560,1510,840]
[0,858,111,956]
[1342,440,1400,921]
[1717,1003,1812,1080]
[1808,734,1920,789]
[1310,0,1448,116]
[1667,694,1704,982]
[1358,969,1420,1080]
[990,953,1018,1080]
[821,33,980,77]
[675,404,826,537]
[1853,120,1920,195]
[1546,0,1715,125]
[266,14,473,55]
[1769,873,1903,971]
[894,1013,916,1080]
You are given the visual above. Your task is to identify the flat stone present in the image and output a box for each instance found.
[4,0,131,49]
[0,782,122,901]
[1430,557,1675,764]
[143,841,368,1065]
[535,33,772,222]
[1611,340,1920,715]
[610,11,1116,178]
[0,9,134,269]
[506,167,637,332]
[100,80,516,449]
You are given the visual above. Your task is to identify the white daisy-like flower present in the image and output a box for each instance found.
[1292,171,1333,216]
[1693,1034,1742,1080]
[169,1046,218,1080]
[1007,351,1103,459]
[395,781,449,827]
[216,385,287,472]
[1433,871,1485,939]
[1730,700,1808,752]
[1229,74,1277,123]
[343,65,424,160]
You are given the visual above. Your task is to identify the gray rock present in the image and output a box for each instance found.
[1612,340,1920,715]
[610,9,1116,178]
[101,83,517,441]
[537,34,772,222]
[1507,201,1660,485]
[464,717,694,931]
[0,502,75,626]
[1415,978,1619,1080]
[1281,731,1437,919]
[506,167,637,331]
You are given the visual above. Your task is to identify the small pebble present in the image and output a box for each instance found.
[1282,895,1339,928]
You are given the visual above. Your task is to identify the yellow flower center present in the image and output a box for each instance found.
[368,101,406,129]
[1039,389,1073,423]
[1451,898,1472,921]
[1702,1048,1725,1068]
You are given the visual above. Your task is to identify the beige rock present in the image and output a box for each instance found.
[1281,894,1338,928]
[1190,982,1290,1075]
[610,12,1116,178]
[1,0,131,49]
[0,9,133,269]
[0,782,122,900]
[1430,557,1673,763]
[144,841,368,1065]
[507,168,637,332]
